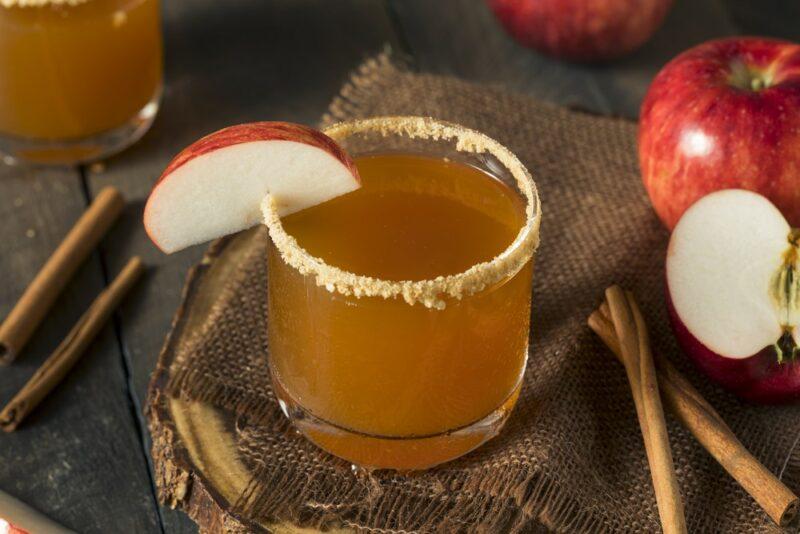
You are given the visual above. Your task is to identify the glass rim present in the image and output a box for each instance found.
[261,116,541,310]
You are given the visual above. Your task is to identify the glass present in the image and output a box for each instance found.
[264,117,541,470]
[0,0,163,165]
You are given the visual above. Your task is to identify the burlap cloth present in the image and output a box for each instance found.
[155,55,800,533]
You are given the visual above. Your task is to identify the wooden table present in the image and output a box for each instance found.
[0,1,795,532]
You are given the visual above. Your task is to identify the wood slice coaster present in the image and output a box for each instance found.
[144,223,555,533]
[146,227,344,534]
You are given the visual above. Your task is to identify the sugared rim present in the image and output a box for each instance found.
[261,116,541,310]
[2,0,89,7]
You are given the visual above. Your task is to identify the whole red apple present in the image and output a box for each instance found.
[640,37,800,230]
[487,0,673,62]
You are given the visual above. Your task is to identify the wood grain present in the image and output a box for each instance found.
[0,166,161,533]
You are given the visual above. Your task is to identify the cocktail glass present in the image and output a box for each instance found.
[263,117,541,470]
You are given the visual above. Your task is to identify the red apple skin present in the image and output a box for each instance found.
[144,122,359,251]
[487,0,673,62]
[157,122,358,185]
[640,37,800,230]
[667,292,800,404]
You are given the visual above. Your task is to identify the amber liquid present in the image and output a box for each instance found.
[269,154,533,470]
[0,0,162,140]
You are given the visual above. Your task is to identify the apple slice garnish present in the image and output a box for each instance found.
[666,189,800,403]
[144,122,360,253]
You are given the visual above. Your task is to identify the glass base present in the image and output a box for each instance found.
[273,377,521,471]
[0,87,161,166]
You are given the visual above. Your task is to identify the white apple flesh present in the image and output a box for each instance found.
[667,189,800,403]
[144,122,360,254]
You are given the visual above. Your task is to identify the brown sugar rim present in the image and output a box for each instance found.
[261,116,541,310]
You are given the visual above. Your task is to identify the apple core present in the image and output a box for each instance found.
[771,228,800,360]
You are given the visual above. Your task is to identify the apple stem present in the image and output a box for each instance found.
[751,78,765,91]
[728,61,773,92]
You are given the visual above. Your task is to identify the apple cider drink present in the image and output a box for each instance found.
[263,118,541,470]
[0,0,163,164]
[143,117,539,471]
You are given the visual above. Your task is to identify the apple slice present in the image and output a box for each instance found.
[666,189,800,403]
[144,122,360,253]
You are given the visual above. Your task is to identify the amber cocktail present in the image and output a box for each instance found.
[263,117,541,470]
[0,0,163,164]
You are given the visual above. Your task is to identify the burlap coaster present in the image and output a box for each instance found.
[151,54,800,533]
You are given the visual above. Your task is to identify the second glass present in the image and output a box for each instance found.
[0,0,163,165]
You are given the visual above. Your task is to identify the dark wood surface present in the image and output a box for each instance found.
[0,1,792,532]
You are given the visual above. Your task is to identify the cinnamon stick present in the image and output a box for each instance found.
[0,187,124,365]
[589,303,799,527]
[604,286,687,534]
[0,257,143,432]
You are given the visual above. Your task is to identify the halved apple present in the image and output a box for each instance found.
[144,122,360,253]
[666,189,800,403]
